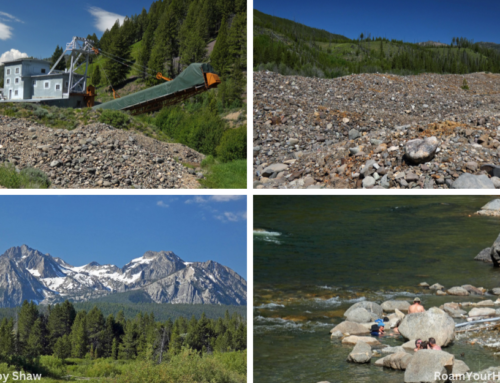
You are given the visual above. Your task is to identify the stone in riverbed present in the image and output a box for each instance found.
[477,199,500,216]
[447,286,469,296]
[492,288,500,295]
[329,321,370,336]
[491,233,500,267]
[344,301,384,318]
[376,351,413,370]
[342,336,381,346]
[347,341,372,363]
[404,136,439,164]
[461,284,485,295]
[429,283,445,291]
[404,350,454,383]
[345,307,377,323]
[381,300,411,313]
[451,173,495,189]
[475,247,493,263]
[476,299,495,306]
[398,307,455,347]
[468,307,496,317]
[450,360,470,380]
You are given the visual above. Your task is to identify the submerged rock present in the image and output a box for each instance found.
[382,300,411,313]
[347,341,372,363]
[329,321,370,336]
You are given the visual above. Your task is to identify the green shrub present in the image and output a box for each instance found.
[99,109,131,129]
[33,108,48,118]
[216,126,247,163]
[462,78,470,90]
[85,359,122,377]
[200,159,246,189]
[38,355,65,377]
[0,163,51,189]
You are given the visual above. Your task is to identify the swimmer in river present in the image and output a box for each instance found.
[408,297,425,314]
[428,337,442,350]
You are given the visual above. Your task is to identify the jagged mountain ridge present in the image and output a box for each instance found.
[0,245,246,308]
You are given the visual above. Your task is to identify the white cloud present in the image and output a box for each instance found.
[157,201,169,208]
[0,22,12,40]
[0,12,23,23]
[88,7,126,33]
[185,196,207,204]
[210,196,244,202]
[0,48,28,64]
[216,211,247,223]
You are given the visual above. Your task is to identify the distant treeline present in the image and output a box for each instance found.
[0,300,246,365]
[254,10,500,78]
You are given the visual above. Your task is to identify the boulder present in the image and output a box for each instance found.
[430,283,445,291]
[398,307,455,347]
[476,300,495,307]
[381,346,405,354]
[402,339,417,352]
[477,199,500,216]
[382,300,411,313]
[329,321,370,336]
[261,163,288,177]
[342,336,381,346]
[381,351,413,370]
[345,307,377,323]
[447,286,469,296]
[492,288,500,295]
[469,307,496,317]
[346,341,371,363]
[490,234,500,267]
[442,303,466,318]
[330,330,343,338]
[452,173,495,189]
[344,301,383,318]
[404,350,454,383]
[461,284,485,295]
[436,290,447,296]
[404,136,439,164]
[474,367,500,381]
[450,359,470,380]
[475,247,493,263]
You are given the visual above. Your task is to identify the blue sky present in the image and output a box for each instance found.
[254,0,500,44]
[0,1,153,64]
[0,195,247,279]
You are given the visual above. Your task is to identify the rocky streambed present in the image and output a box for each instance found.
[0,115,205,188]
[328,293,500,383]
[253,71,500,189]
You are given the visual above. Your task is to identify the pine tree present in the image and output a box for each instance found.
[17,300,39,354]
[227,13,247,71]
[119,322,138,359]
[211,16,230,76]
[71,312,88,358]
[0,318,14,357]
[103,21,132,85]
[47,301,76,352]
[92,66,102,87]
[51,45,66,71]
[53,334,72,360]
[87,306,105,358]
[112,337,118,360]
[26,318,44,357]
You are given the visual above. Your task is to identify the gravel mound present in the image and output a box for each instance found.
[253,71,500,189]
[0,116,204,189]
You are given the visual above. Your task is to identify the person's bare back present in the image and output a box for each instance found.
[408,298,425,314]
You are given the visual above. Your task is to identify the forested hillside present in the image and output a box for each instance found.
[0,300,246,382]
[254,9,500,78]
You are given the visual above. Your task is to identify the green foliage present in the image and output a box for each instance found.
[0,163,51,189]
[103,21,132,85]
[85,359,122,377]
[154,105,226,156]
[199,159,247,189]
[254,10,500,77]
[91,65,102,86]
[99,109,131,129]
[462,78,470,90]
[216,126,247,163]
[50,45,66,71]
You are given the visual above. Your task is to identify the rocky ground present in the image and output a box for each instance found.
[253,71,500,189]
[0,115,205,189]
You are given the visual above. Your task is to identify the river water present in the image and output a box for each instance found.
[254,196,500,383]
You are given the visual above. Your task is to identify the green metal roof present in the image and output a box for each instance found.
[93,63,216,111]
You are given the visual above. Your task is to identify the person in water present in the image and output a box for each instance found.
[414,339,423,352]
[370,323,385,336]
[420,340,429,350]
[428,337,442,350]
[408,297,425,314]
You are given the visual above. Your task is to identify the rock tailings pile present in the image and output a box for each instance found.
[0,116,204,188]
[254,71,500,189]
